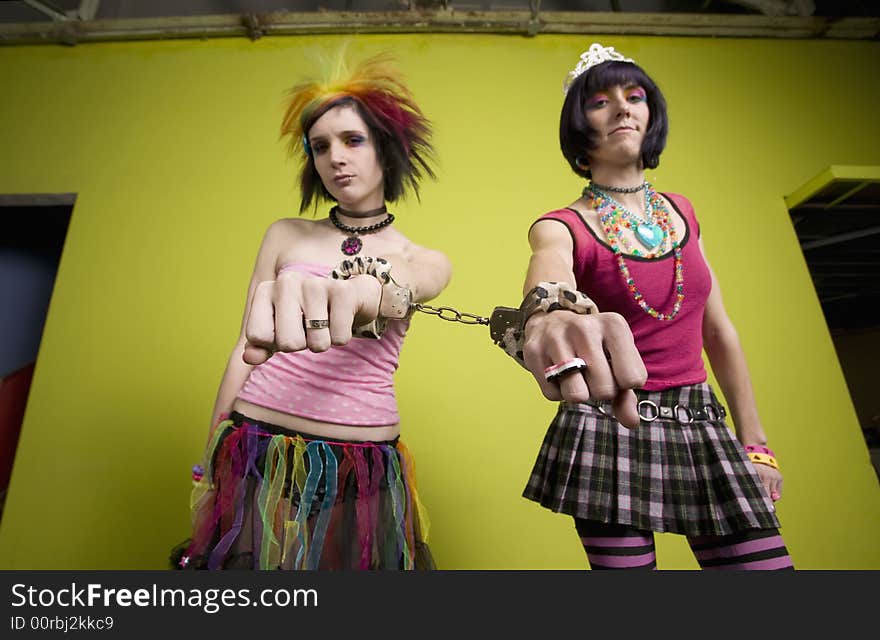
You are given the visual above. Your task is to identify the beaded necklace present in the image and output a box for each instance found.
[586,183,685,321]
[583,184,666,256]
[329,206,394,256]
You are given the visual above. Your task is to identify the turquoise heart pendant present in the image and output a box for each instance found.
[635,223,664,250]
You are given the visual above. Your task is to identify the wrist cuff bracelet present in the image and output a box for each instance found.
[745,444,776,458]
[747,451,779,471]
[494,281,599,368]
[331,256,413,338]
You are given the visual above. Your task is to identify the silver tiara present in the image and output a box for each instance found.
[563,43,635,94]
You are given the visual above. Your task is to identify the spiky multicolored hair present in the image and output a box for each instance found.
[280,52,436,212]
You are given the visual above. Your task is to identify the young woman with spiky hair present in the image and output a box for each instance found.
[174,53,450,571]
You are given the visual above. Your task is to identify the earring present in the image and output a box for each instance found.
[575,156,589,170]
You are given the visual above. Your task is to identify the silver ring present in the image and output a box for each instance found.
[305,319,330,330]
[637,400,659,422]
[673,404,694,425]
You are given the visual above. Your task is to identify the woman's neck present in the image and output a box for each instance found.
[588,165,647,212]
[589,165,645,191]
[334,204,389,228]
[336,204,388,226]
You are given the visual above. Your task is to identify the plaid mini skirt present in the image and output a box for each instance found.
[523,382,780,537]
[173,411,434,570]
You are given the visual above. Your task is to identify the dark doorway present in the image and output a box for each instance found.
[0,194,73,523]
[787,169,880,481]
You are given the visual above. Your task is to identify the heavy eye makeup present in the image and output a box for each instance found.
[626,87,647,102]
[308,131,367,154]
[310,140,328,154]
[585,93,610,109]
[586,85,647,109]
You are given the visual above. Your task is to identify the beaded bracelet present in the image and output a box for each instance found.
[747,451,780,471]
[497,282,599,368]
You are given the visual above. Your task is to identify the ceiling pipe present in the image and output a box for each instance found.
[1,10,877,45]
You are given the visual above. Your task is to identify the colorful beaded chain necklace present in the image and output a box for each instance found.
[585,183,685,321]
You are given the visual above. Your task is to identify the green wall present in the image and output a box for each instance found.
[0,34,878,569]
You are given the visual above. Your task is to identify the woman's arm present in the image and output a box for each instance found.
[208,337,252,433]
[521,220,646,428]
[208,220,288,433]
[523,220,579,293]
[700,239,783,500]
[382,242,452,303]
[699,239,766,446]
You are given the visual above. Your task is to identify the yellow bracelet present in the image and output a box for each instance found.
[747,452,779,471]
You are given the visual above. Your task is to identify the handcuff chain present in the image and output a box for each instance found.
[412,303,489,326]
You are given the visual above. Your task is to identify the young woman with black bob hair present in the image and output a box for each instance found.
[559,53,667,182]
[515,43,793,569]
[173,52,451,571]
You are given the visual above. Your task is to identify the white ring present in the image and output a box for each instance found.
[544,357,588,382]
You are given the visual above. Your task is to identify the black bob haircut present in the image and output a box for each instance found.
[559,60,668,179]
[299,97,435,213]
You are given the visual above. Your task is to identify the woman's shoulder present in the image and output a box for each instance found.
[537,204,588,220]
[531,203,595,234]
[659,192,701,238]
[395,232,450,264]
[254,217,329,266]
[263,216,325,239]
[660,192,696,215]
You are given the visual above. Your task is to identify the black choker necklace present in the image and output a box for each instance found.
[330,206,395,256]
[587,181,646,194]
[336,205,388,219]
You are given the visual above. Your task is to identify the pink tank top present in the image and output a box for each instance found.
[536,193,712,391]
[237,262,409,426]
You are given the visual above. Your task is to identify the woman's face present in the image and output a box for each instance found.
[307,104,385,211]
[583,83,650,168]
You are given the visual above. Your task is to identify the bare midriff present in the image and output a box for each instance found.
[231,398,401,442]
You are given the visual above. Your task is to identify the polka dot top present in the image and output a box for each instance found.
[236,262,409,426]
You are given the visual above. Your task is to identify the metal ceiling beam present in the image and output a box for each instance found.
[820,293,880,304]
[726,0,815,17]
[810,261,880,267]
[22,0,70,22]
[802,225,880,251]
[78,0,100,22]
[812,272,880,279]
[824,181,872,209]
[785,166,880,210]
[19,1,99,24]
[1,10,878,45]
[794,203,880,211]
[243,13,263,41]
[0,193,77,206]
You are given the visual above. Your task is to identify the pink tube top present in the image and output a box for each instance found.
[236,262,409,426]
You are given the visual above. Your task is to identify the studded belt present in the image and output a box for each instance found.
[579,399,728,424]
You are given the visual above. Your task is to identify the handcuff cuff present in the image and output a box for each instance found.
[423,281,599,368]
[336,269,598,369]
[329,257,598,367]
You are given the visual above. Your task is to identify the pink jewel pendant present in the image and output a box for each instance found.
[341,235,362,256]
